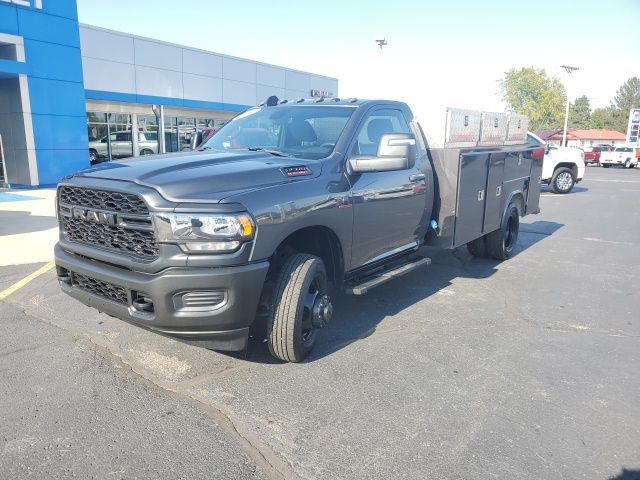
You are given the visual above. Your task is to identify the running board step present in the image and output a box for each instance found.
[344,255,431,295]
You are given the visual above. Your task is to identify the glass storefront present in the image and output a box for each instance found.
[87,111,222,163]
[138,115,159,156]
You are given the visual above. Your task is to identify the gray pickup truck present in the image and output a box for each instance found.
[55,98,543,362]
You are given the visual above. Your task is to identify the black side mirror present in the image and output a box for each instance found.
[348,133,416,173]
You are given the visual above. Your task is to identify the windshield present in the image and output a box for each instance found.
[201,105,356,160]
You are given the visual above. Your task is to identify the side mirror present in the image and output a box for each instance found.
[348,133,416,173]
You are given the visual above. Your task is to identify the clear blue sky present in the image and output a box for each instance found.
[77,0,640,117]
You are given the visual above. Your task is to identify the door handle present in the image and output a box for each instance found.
[409,173,425,182]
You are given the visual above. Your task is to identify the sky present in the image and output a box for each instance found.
[76,0,640,123]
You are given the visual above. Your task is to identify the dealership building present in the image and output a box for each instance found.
[0,0,338,187]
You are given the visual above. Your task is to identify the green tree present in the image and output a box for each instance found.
[610,76,640,133]
[591,107,616,130]
[568,95,591,129]
[499,67,566,130]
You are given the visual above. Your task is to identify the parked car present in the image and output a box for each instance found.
[89,131,158,165]
[527,133,585,193]
[56,99,544,362]
[600,146,639,168]
[583,145,614,166]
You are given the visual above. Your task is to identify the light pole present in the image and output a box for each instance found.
[560,65,579,146]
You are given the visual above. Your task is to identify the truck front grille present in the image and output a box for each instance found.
[58,186,159,260]
[59,186,149,215]
[71,272,128,305]
[62,217,159,258]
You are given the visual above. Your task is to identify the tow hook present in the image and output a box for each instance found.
[312,294,333,328]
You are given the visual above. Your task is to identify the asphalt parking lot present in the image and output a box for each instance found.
[1,166,639,480]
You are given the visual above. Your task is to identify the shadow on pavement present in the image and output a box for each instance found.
[542,185,588,194]
[0,210,58,236]
[239,221,564,364]
[608,469,640,480]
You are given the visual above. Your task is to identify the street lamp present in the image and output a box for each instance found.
[560,65,579,147]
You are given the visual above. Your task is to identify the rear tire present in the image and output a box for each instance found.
[467,236,487,257]
[625,159,632,169]
[549,167,575,194]
[140,148,154,156]
[485,203,519,260]
[603,164,610,168]
[268,254,329,362]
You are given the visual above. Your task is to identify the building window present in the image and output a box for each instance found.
[138,115,159,156]
[87,112,134,164]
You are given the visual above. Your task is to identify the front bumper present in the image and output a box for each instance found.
[54,244,269,351]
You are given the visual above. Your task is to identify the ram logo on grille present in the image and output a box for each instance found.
[72,207,118,226]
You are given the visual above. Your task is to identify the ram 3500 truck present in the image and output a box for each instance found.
[55,99,543,362]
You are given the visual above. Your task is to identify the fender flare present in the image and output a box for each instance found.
[504,190,525,217]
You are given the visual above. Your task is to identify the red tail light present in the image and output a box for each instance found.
[531,147,545,160]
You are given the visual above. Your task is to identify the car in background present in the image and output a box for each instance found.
[583,144,614,166]
[600,146,639,169]
[527,133,585,193]
[89,131,158,165]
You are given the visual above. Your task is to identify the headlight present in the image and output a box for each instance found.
[154,212,254,253]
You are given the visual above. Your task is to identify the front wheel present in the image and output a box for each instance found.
[140,148,154,156]
[485,203,519,260]
[268,254,332,362]
[549,167,575,194]
[602,164,610,168]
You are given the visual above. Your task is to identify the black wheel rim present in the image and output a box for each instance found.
[504,212,518,253]
[300,271,325,346]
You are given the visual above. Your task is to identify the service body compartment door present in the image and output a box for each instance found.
[483,152,506,233]
[525,150,544,214]
[454,152,489,246]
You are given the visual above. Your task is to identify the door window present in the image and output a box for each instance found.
[353,109,411,155]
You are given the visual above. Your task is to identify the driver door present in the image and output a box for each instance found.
[348,108,427,269]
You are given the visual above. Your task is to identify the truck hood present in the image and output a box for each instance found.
[73,150,321,203]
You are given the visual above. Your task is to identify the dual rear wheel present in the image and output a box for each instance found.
[467,203,520,261]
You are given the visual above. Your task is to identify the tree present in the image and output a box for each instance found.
[610,77,640,133]
[568,95,591,129]
[591,107,617,130]
[499,67,566,131]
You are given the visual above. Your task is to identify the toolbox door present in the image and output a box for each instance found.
[525,149,544,214]
[483,152,506,233]
[454,152,489,246]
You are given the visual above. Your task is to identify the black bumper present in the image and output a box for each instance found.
[54,244,269,351]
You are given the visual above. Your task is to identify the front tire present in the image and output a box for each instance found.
[268,254,331,362]
[625,159,632,169]
[602,163,610,168]
[140,148,154,156]
[485,203,519,260]
[549,167,575,194]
